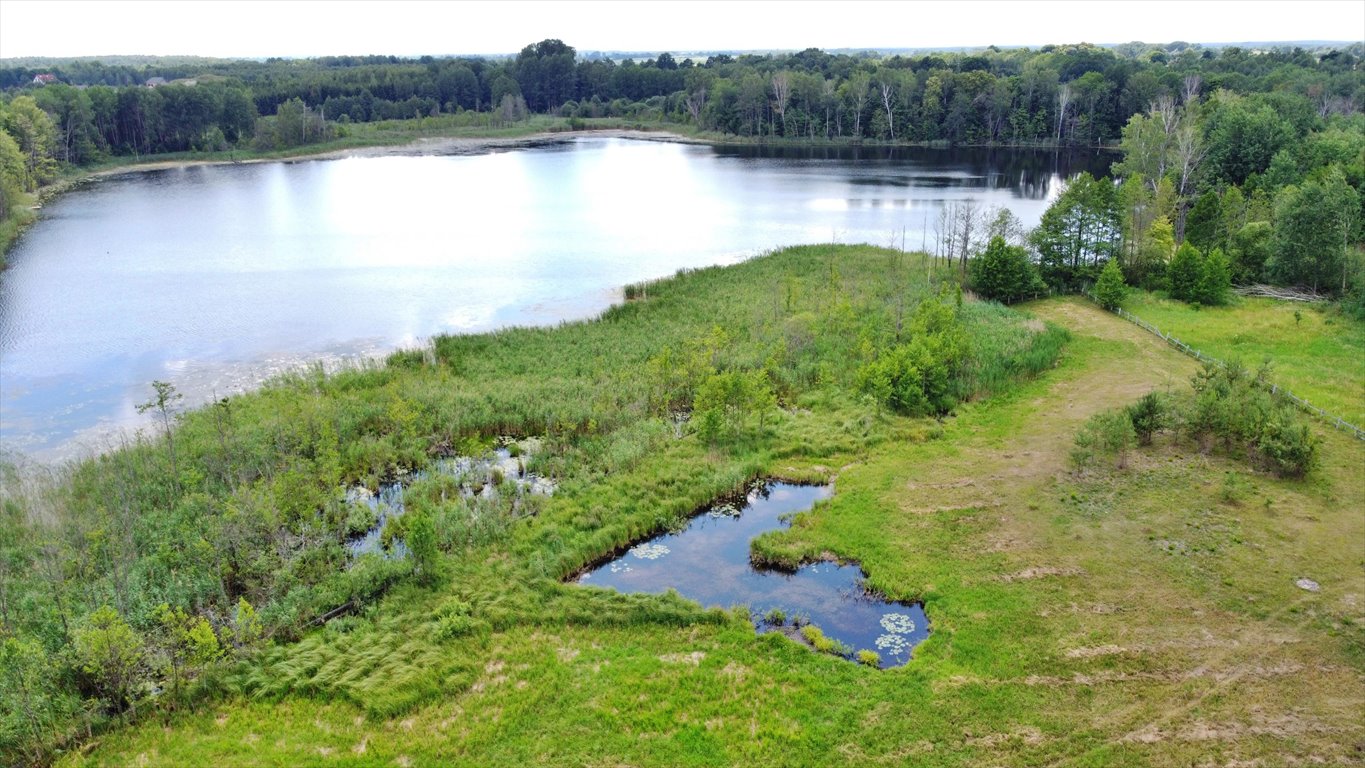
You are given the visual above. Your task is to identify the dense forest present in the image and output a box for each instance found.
[3,40,1362,157]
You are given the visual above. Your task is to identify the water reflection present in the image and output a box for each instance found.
[0,138,1112,457]
[577,482,930,668]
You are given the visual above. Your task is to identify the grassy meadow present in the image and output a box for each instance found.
[1120,290,1365,428]
[35,257,1363,766]
[5,248,1359,768]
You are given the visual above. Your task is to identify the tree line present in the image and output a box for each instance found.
[956,73,1362,310]
[3,38,1359,258]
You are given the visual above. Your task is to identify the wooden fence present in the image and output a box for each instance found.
[1085,295,1365,442]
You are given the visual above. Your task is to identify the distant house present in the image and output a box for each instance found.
[32,73,57,85]
[145,76,168,88]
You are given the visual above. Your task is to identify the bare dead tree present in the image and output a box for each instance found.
[771,71,791,136]
[879,76,897,141]
[1055,83,1073,144]
[1182,74,1202,107]
[955,200,982,274]
[1172,119,1206,240]
[684,87,707,124]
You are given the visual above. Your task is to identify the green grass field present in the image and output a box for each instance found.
[1120,290,1365,428]
[60,293,1365,767]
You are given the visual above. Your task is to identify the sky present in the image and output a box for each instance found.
[1,0,1361,60]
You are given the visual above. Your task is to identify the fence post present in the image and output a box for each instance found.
[1078,291,1364,442]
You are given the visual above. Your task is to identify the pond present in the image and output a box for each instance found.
[0,137,1111,457]
[576,481,930,668]
[345,442,556,558]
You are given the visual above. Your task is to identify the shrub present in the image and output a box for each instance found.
[1194,248,1232,306]
[1126,391,1166,446]
[1071,409,1138,470]
[1168,242,1203,302]
[856,649,881,667]
[1255,417,1319,478]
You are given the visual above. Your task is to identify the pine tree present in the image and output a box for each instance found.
[1195,247,1232,305]
[1168,242,1204,302]
[1094,258,1128,310]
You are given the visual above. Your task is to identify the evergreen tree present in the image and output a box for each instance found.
[969,235,1045,304]
[1168,242,1204,302]
[1195,247,1232,305]
[1094,258,1128,310]
[1184,189,1226,253]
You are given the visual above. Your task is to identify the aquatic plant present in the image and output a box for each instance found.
[630,543,671,560]
[879,612,916,635]
[874,634,911,656]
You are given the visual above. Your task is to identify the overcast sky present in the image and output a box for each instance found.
[1,0,1361,59]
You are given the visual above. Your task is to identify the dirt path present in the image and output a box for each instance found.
[880,297,1365,766]
[893,297,1196,511]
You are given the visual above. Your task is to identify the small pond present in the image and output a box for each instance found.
[346,443,556,557]
[576,481,929,668]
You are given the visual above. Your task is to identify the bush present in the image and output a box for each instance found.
[1126,391,1166,446]
[1071,409,1137,470]
[1254,417,1319,478]
[1168,243,1204,302]
[1194,248,1232,306]
[1181,361,1318,478]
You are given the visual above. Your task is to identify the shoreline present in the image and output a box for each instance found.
[73,128,710,181]
[5,127,1115,261]
[0,127,705,262]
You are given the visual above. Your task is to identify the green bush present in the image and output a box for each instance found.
[1071,409,1138,470]
[1168,242,1204,302]
[1254,417,1319,478]
[1195,248,1232,306]
[1126,391,1166,446]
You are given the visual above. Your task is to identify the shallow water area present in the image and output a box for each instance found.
[577,481,929,667]
[346,443,554,557]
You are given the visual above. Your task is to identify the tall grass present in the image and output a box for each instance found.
[1,245,1067,764]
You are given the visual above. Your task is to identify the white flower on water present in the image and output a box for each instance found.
[609,562,633,574]
[630,543,670,560]
[707,503,741,519]
[880,613,916,635]
[874,634,910,655]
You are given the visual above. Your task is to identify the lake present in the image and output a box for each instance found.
[0,137,1111,457]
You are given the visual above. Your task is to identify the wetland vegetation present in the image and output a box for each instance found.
[1,32,1363,768]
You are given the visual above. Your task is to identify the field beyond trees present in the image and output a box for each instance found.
[1120,290,1365,427]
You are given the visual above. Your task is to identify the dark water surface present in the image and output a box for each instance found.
[577,482,930,667]
[0,138,1110,456]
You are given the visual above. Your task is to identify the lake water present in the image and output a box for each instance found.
[577,481,930,668]
[0,137,1111,457]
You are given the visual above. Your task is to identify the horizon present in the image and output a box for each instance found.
[1,37,1361,65]
[1,0,1362,60]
